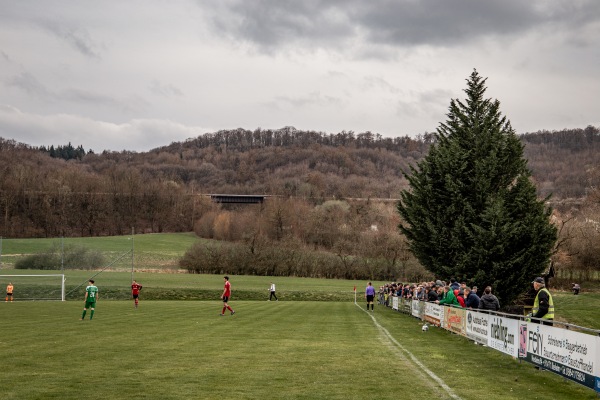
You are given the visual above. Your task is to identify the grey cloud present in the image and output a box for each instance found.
[418,88,454,107]
[61,89,121,107]
[1,51,11,63]
[149,80,184,97]
[38,20,102,59]
[5,72,52,98]
[270,91,343,109]
[199,0,355,52]
[198,0,600,51]
[362,76,399,94]
[5,71,146,115]
[396,88,453,120]
[0,105,207,152]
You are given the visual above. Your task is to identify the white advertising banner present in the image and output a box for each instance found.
[400,298,411,314]
[424,302,444,327]
[411,299,421,319]
[392,295,399,311]
[487,315,519,357]
[520,322,599,391]
[465,310,489,346]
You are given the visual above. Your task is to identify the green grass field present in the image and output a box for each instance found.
[0,299,598,400]
[0,232,201,270]
[1,234,599,399]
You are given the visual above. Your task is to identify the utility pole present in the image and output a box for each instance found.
[130,227,135,283]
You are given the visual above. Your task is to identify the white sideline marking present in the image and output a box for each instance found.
[357,304,463,400]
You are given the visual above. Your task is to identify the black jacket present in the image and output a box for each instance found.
[427,290,439,302]
[479,293,500,311]
[465,292,480,309]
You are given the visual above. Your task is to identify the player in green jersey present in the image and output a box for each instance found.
[80,279,98,320]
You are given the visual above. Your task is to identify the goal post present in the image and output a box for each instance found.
[0,274,66,301]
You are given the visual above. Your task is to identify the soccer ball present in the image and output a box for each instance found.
[422,324,429,332]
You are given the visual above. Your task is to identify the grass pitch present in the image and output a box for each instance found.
[0,300,597,400]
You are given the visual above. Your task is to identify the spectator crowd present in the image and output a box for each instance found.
[377,277,500,311]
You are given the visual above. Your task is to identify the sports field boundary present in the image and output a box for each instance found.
[355,302,463,400]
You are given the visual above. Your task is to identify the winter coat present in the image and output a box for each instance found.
[479,293,500,311]
[427,290,439,302]
[465,292,480,309]
[439,290,460,307]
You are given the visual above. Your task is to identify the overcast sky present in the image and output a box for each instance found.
[1,1,599,152]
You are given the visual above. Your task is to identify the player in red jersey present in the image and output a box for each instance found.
[220,276,235,316]
[131,280,143,308]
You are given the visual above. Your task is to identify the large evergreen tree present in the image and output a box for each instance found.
[397,70,557,306]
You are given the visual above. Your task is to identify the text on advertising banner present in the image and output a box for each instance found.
[488,315,519,357]
[444,306,466,337]
[424,302,444,327]
[465,310,489,346]
[520,322,599,391]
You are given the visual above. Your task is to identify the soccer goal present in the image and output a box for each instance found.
[0,274,65,301]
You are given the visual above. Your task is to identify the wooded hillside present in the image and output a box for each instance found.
[0,125,599,238]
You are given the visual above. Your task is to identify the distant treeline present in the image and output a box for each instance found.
[39,142,89,161]
[0,124,598,238]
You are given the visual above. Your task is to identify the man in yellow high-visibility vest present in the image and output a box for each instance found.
[529,277,554,326]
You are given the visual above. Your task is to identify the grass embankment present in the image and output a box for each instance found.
[0,232,200,270]
[1,233,384,301]
[553,291,600,330]
[0,269,379,302]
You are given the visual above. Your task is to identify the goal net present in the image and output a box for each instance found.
[0,274,65,301]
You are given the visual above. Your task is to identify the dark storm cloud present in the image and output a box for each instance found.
[198,0,600,50]
[198,0,355,50]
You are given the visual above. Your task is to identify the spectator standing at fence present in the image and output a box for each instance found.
[268,282,278,301]
[365,282,375,311]
[384,285,389,303]
[418,285,427,300]
[454,289,466,307]
[427,285,439,302]
[529,277,554,326]
[5,282,13,302]
[436,285,444,300]
[450,278,460,292]
[478,286,500,311]
[437,286,460,307]
[464,287,480,309]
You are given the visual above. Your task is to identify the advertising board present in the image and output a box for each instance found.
[520,322,599,391]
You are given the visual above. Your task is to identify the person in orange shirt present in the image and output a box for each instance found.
[6,282,14,302]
